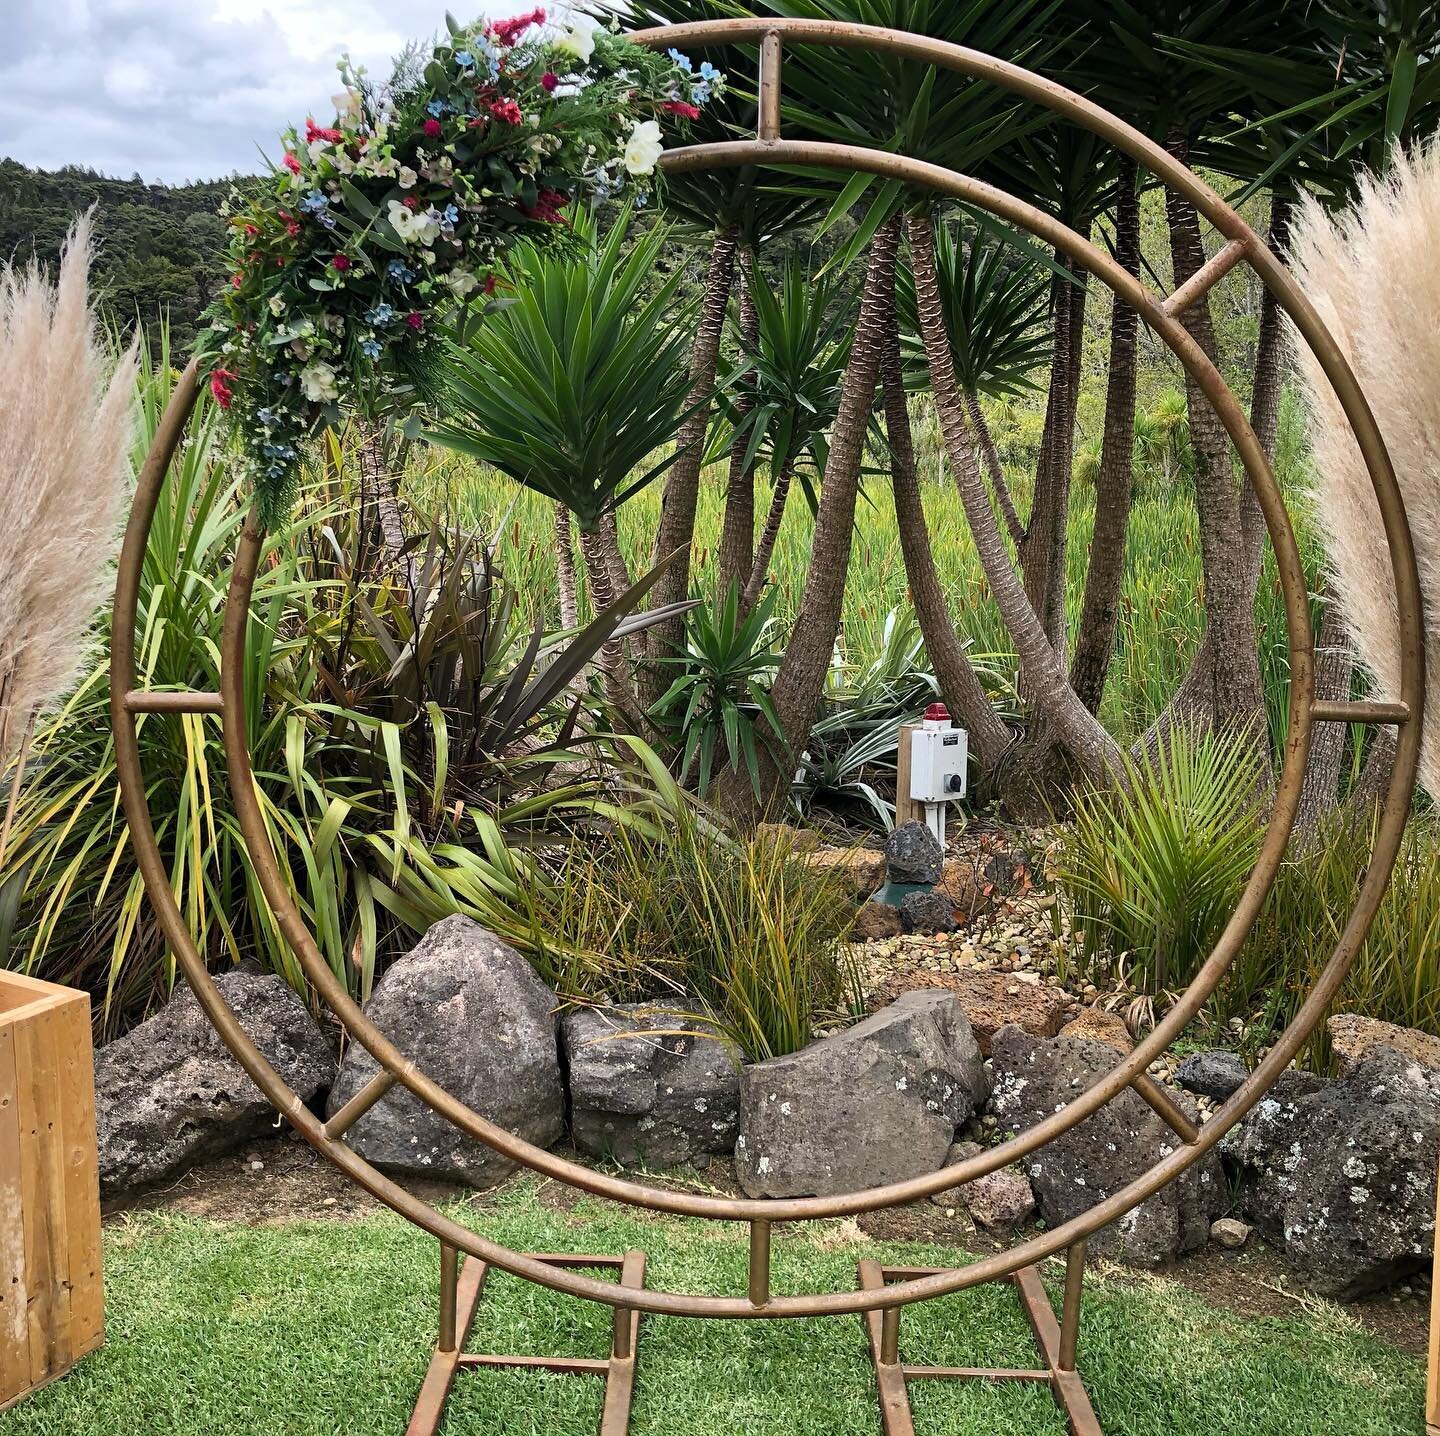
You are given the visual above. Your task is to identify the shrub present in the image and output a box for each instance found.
[1055,726,1266,996]
[533,811,858,1060]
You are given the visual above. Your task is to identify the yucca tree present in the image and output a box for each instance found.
[427,215,696,723]
[894,212,1054,546]
[716,257,857,612]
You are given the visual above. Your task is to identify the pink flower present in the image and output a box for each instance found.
[331,254,351,271]
[541,71,559,92]
[209,369,236,409]
[405,311,424,332]
[491,7,544,46]
[424,118,443,139]
[282,153,302,175]
[305,118,344,145]
[663,100,701,120]
[524,188,568,224]
[488,97,523,126]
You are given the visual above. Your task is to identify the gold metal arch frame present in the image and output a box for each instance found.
[110,20,1425,1436]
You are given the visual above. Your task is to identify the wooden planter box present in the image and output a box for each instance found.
[0,971,103,1410]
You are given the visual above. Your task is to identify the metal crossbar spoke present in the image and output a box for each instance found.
[1131,1073,1201,1145]
[758,31,782,141]
[1161,237,1249,317]
[1312,698,1410,724]
[122,690,224,714]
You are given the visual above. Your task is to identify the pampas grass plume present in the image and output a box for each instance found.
[0,209,137,763]
[1290,140,1440,799]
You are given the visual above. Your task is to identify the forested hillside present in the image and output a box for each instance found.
[0,158,238,350]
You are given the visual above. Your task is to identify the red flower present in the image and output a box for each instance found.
[230,273,242,289]
[488,97,523,125]
[483,273,498,295]
[305,118,344,145]
[663,100,701,120]
[540,71,559,92]
[242,222,258,237]
[282,152,302,175]
[405,311,424,332]
[491,7,544,45]
[524,188,569,224]
[331,254,351,271]
[209,369,237,409]
[402,195,418,209]
[423,117,443,138]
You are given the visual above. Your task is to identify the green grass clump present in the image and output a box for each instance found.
[2,1184,1422,1436]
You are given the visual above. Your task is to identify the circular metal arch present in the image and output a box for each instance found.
[111,19,1424,1322]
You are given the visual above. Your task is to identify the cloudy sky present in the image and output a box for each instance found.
[3,0,564,183]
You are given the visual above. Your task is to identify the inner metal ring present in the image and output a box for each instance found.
[110,19,1423,1319]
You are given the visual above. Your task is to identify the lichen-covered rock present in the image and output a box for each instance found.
[884,821,943,886]
[1060,1008,1133,1054]
[326,916,562,1187]
[929,1140,1036,1230]
[736,991,987,1198]
[989,1024,1222,1266]
[95,970,335,1193]
[1174,1049,1248,1102]
[886,970,1067,1056]
[563,1004,740,1168]
[1224,1047,1439,1298]
[1327,1013,1440,1077]
[900,888,957,935]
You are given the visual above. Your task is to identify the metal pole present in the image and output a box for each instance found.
[1059,1242,1086,1372]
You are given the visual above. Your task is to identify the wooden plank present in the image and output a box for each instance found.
[0,1025,29,1407]
[55,993,102,1359]
[15,1002,72,1386]
[895,724,921,830]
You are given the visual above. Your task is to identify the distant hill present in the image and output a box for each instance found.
[0,158,243,352]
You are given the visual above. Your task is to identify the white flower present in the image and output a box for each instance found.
[622,120,664,176]
[332,87,363,123]
[553,24,595,65]
[307,139,331,163]
[268,295,287,316]
[300,362,340,403]
[444,267,479,297]
[397,165,418,189]
[388,200,441,246]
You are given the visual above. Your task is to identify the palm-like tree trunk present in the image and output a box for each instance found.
[882,278,1013,770]
[1296,579,1355,831]
[555,503,579,631]
[717,248,760,596]
[1071,158,1140,715]
[726,217,901,817]
[579,523,644,731]
[906,211,1122,784]
[645,224,739,693]
[963,389,1024,548]
[741,460,794,614]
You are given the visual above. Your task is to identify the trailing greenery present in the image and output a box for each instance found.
[5,1194,1424,1436]
[531,809,858,1060]
[1054,727,1267,996]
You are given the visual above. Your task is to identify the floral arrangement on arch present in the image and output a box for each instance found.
[202,9,723,523]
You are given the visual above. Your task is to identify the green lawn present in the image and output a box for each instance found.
[2,1182,1422,1436]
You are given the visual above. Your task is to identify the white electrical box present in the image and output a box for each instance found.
[909,724,968,803]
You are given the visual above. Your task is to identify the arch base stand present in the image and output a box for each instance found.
[407,1246,647,1436]
[408,1240,1102,1436]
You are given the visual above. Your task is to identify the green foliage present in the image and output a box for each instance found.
[1056,726,1267,995]
[1230,807,1440,1052]
[649,584,785,799]
[896,212,1054,400]
[535,810,858,1060]
[428,214,696,529]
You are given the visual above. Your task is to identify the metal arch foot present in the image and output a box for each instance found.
[406,1245,647,1436]
[858,1255,1102,1436]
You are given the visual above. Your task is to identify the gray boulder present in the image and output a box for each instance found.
[736,990,987,1198]
[930,1140,1036,1230]
[885,821,943,886]
[326,916,562,1187]
[1224,1047,1439,1298]
[900,888,957,935]
[1175,1049,1248,1102]
[95,970,335,1193]
[563,1004,741,1168]
[989,1025,1223,1266]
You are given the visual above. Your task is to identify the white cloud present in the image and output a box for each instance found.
[1,0,553,183]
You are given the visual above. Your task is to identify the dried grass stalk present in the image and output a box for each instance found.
[1289,141,1440,798]
[0,209,137,765]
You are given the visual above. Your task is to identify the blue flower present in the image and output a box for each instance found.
[300,189,329,214]
[426,98,447,117]
[667,47,693,72]
[360,337,383,359]
[365,302,397,327]
[442,203,460,226]
[699,61,721,83]
[387,259,416,284]
[256,407,278,429]
[635,190,649,209]
[690,81,712,106]
[454,49,474,69]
